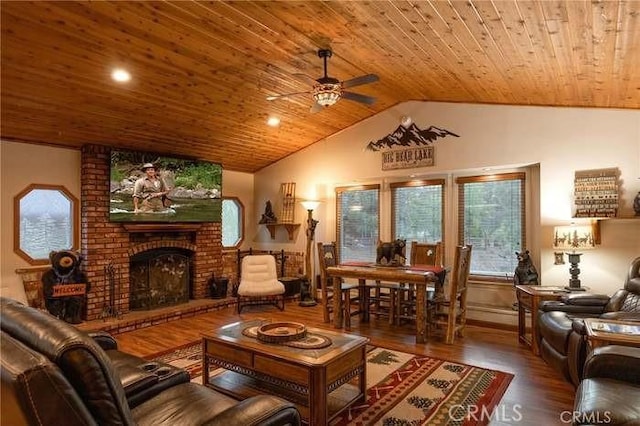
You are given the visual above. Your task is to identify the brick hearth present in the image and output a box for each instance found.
[81,145,222,321]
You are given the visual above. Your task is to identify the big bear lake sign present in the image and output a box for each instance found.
[366,123,459,171]
[381,147,435,170]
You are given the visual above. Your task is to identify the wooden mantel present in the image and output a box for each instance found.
[122,224,203,233]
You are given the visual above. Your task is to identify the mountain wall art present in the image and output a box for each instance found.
[366,123,459,151]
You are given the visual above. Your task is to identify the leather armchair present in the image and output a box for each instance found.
[0,297,301,426]
[573,346,640,425]
[537,256,640,386]
[88,330,191,408]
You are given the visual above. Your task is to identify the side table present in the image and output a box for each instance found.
[584,318,640,349]
[280,276,303,298]
[515,285,567,355]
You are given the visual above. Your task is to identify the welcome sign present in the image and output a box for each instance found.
[382,146,434,170]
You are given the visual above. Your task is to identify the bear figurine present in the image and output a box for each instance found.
[42,250,90,324]
[376,239,407,266]
[513,250,539,286]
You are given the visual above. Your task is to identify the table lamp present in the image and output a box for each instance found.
[552,224,595,291]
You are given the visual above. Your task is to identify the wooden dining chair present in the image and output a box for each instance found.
[410,241,444,267]
[317,242,361,328]
[396,241,443,324]
[428,244,472,344]
[367,240,407,324]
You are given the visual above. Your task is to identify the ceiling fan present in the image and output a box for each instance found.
[266,49,379,112]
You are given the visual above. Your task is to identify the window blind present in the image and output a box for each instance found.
[335,184,380,263]
[456,173,525,278]
[391,179,445,262]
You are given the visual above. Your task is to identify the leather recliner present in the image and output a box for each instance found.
[573,345,640,425]
[537,256,640,386]
[0,297,301,426]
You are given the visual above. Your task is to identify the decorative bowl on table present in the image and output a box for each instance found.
[257,322,307,343]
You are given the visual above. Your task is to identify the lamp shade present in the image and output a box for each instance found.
[312,83,341,106]
[553,225,595,251]
[301,200,321,211]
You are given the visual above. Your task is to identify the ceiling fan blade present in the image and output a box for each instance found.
[342,73,379,89]
[342,91,376,105]
[266,90,310,101]
[310,101,324,113]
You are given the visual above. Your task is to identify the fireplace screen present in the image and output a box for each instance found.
[130,249,191,310]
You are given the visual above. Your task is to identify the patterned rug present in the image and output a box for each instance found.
[150,342,513,426]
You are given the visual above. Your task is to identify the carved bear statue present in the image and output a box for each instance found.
[376,239,407,266]
[513,250,539,286]
[42,250,90,324]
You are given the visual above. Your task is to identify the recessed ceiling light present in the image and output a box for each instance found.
[267,116,280,127]
[111,68,131,83]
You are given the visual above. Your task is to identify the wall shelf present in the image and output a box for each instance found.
[570,216,640,245]
[263,223,300,240]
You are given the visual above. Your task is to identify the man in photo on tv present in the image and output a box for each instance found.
[133,163,171,213]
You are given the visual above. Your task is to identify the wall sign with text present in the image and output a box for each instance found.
[366,123,459,171]
[573,167,619,218]
[382,146,434,170]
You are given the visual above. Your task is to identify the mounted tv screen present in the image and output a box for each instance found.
[109,150,222,223]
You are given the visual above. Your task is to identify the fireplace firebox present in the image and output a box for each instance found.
[129,248,192,310]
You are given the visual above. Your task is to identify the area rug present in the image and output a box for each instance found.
[150,342,513,426]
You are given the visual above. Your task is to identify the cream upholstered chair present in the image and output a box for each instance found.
[237,254,285,313]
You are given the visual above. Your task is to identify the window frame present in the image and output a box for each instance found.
[455,172,526,281]
[14,183,80,265]
[335,184,381,263]
[221,196,245,249]
[390,178,446,259]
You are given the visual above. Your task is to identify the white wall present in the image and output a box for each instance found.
[1,141,81,302]
[221,169,255,249]
[2,103,638,322]
[0,140,255,300]
[254,101,640,321]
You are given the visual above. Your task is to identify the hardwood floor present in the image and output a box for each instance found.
[114,300,575,426]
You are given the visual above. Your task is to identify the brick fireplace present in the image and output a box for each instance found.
[81,145,222,321]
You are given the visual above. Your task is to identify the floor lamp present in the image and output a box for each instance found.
[552,224,595,291]
[300,200,320,306]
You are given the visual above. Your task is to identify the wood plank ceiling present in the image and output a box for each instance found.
[2,1,639,173]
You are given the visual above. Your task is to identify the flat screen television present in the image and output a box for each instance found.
[109,150,222,223]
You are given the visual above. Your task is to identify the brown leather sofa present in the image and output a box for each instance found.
[573,345,640,425]
[0,297,301,426]
[537,256,640,386]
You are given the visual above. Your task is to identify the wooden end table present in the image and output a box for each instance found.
[515,285,567,355]
[584,318,640,349]
[202,320,368,426]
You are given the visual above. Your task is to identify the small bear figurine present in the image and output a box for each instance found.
[376,239,407,266]
[41,250,90,324]
[513,250,539,286]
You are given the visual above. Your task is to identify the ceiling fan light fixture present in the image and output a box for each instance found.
[312,83,341,106]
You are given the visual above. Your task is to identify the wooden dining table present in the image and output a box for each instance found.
[325,263,447,343]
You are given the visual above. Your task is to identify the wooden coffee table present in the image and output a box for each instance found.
[202,319,369,426]
[584,318,640,349]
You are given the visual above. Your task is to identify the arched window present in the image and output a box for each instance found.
[221,197,244,248]
[14,184,79,265]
